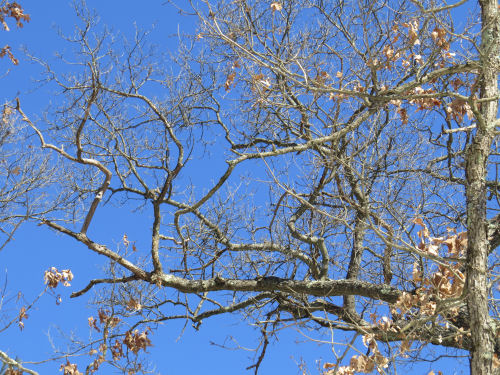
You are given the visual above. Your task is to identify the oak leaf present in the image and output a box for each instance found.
[270,2,282,11]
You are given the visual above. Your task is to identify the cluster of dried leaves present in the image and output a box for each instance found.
[0,1,29,65]
[324,334,389,374]
[222,17,471,133]
[17,306,27,330]
[43,267,74,288]
[390,219,469,345]
[0,1,29,30]
[270,2,282,12]
[390,84,472,125]
[4,366,23,375]
[1,104,13,125]
[321,218,476,374]
[87,309,120,332]
[60,360,83,375]
[10,268,74,335]
[124,329,152,355]
[86,309,152,374]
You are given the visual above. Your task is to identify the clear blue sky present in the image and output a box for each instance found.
[0,1,472,374]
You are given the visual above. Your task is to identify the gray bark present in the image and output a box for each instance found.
[466,0,499,373]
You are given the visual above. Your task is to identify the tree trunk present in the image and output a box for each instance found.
[466,0,499,373]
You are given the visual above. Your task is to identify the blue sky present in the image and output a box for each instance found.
[0,1,474,374]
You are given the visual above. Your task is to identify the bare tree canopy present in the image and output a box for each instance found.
[1,0,500,373]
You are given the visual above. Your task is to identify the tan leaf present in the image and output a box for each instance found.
[0,45,18,65]
[413,217,424,226]
[350,355,374,373]
[111,339,124,361]
[400,340,411,356]
[224,72,236,91]
[377,316,393,331]
[417,227,430,240]
[421,301,437,315]
[98,309,120,327]
[412,262,422,282]
[126,298,142,311]
[270,2,282,11]
[362,333,377,352]
[382,45,394,60]
[372,352,389,368]
[123,328,152,354]
[426,243,439,256]
[337,366,355,375]
[88,316,100,332]
[60,361,83,375]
